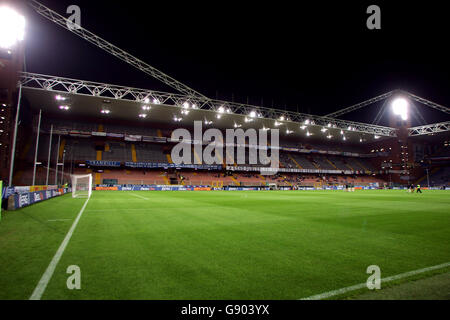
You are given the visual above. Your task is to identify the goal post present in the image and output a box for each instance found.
[71,174,93,198]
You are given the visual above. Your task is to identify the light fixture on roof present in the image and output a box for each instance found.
[249,110,257,118]
[274,121,282,127]
[304,119,310,125]
[181,109,190,115]
[153,98,161,104]
[144,98,150,103]
[327,134,333,139]
[183,102,190,109]
[142,105,151,111]
[0,6,25,49]
[244,117,253,123]
[173,116,182,122]
[300,125,306,130]
[262,126,269,131]
[327,123,332,127]
[359,138,363,142]
[340,130,344,135]
[139,114,147,118]
[279,115,285,121]
[392,97,408,120]
[342,136,346,141]
[374,135,380,139]
[55,95,66,101]
[101,109,110,114]
[204,119,213,125]
[59,105,70,110]
[216,114,222,119]
[234,123,242,128]
[321,127,327,133]
[286,129,293,134]
[306,131,312,137]
[191,104,198,109]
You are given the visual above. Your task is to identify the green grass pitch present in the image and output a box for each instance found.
[0,190,449,300]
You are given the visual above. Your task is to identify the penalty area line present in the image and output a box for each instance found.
[129,192,149,200]
[299,261,450,300]
[29,197,91,300]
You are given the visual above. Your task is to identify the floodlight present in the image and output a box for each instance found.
[304,119,310,125]
[392,97,408,120]
[139,114,147,118]
[0,7,25,49]
[249,111,257,118]
[183,102,190,109]
[217,106,225,113]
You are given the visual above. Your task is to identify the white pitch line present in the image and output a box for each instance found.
[29,197,90,300]
[47,219,71,222]
[129,192,149,200]
[300,262,450,300]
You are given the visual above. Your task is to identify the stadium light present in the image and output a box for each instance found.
[249,111,257,118]
[101,109,110,114]
[0,6,25,49]
[59,105,70,110]
[274,121,282,127]
[392,97,408,120]
[138,114,147,118]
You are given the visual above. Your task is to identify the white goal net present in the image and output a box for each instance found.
[71,174,93,198]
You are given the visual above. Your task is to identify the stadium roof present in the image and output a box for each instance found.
[20,72,399,143]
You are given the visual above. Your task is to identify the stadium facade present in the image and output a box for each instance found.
[1,0,449,197]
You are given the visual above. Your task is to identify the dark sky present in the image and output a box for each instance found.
[22,0,450,122]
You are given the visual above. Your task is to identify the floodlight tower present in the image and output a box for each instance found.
[388,96,413,184]
[0,2,26,185]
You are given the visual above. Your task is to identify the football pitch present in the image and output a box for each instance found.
[0,190,449,300]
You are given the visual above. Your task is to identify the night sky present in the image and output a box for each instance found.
[22,0,450,123]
